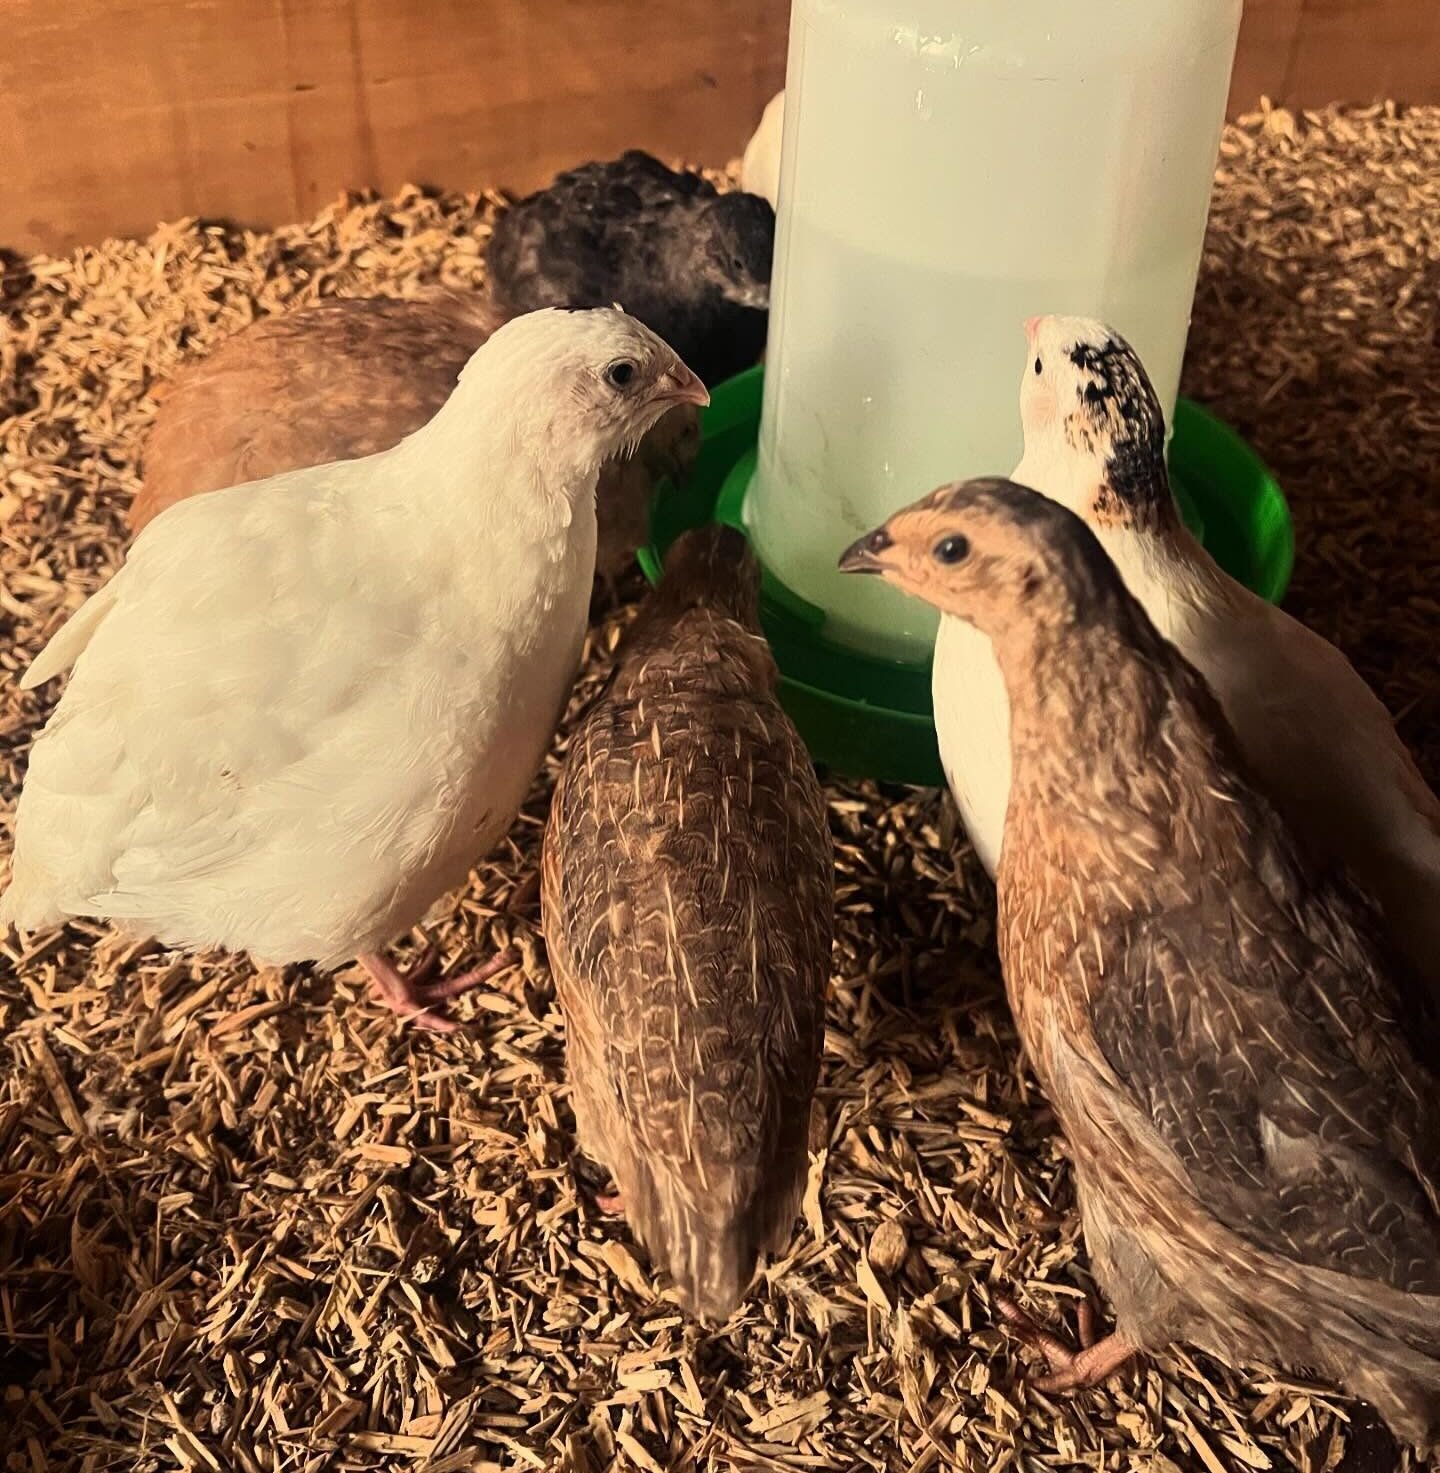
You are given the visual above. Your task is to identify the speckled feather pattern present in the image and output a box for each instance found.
[988,494,1440,1447]
[1059,335,1167,529]
[542,532,833,1322]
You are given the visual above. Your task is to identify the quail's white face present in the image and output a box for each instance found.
[1019,315,1111,459]
[1014,314,1170,530]
[480,309,709,478]
[562,316,710,461]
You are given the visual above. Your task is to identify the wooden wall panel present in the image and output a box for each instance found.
[1231,0,1306,116]
[2,0,1437,255]
[1233,0,1440,114]
[1,0,787,256]
[1284,0,1440,105]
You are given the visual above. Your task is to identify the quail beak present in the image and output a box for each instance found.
[1024,315,1042,346]
[726,281,771,311]
[838,526,896,576]
[653,363,710,410]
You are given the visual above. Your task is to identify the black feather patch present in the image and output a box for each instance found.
[485,152,774,385]
[1067,332,1170,527]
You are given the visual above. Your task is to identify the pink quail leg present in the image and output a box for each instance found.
[995,1294,1139,1392]
[358,946,520,1032]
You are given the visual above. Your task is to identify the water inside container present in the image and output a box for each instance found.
[748,0,1243,661]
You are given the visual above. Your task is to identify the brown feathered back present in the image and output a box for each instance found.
[854,479,1440,1449]
[134,293,500,531]
[543,526,832,1322]
[992,505,1440,1448]
[134,291,699,586]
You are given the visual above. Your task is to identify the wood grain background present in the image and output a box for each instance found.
[3,0,1437,254]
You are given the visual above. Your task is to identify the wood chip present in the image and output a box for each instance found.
[3,106,1438,1471]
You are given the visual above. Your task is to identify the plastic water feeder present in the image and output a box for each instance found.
[643,0,1293,787]
[640,368,1292,787]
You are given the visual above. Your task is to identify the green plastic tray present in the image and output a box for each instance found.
[639,366,1293,787]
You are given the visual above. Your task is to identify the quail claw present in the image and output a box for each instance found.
[410,947,520,1003]
[996,1293,1138,1392]
[358,944,520,1030]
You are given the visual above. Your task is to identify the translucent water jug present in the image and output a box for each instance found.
[746,0,1244,661]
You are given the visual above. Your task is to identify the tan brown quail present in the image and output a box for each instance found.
[841,477,1440,1450]
[542,525,833,1323]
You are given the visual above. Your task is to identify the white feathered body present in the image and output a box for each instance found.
[933,612,1009,876]
[3,391,596,967]
[933,480,1440,987]
[1116,527,1440,986]
[741,91,785,210]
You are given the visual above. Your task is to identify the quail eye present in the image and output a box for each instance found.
[1034,357,1043,376]
[933,534,970,565]
[604,359,637,390]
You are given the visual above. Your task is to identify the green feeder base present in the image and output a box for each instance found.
[638,366,1294,788]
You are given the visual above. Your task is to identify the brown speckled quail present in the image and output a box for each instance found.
[542,525,833,1323]
[841,478,1440,1451]
[134,290,700,591]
